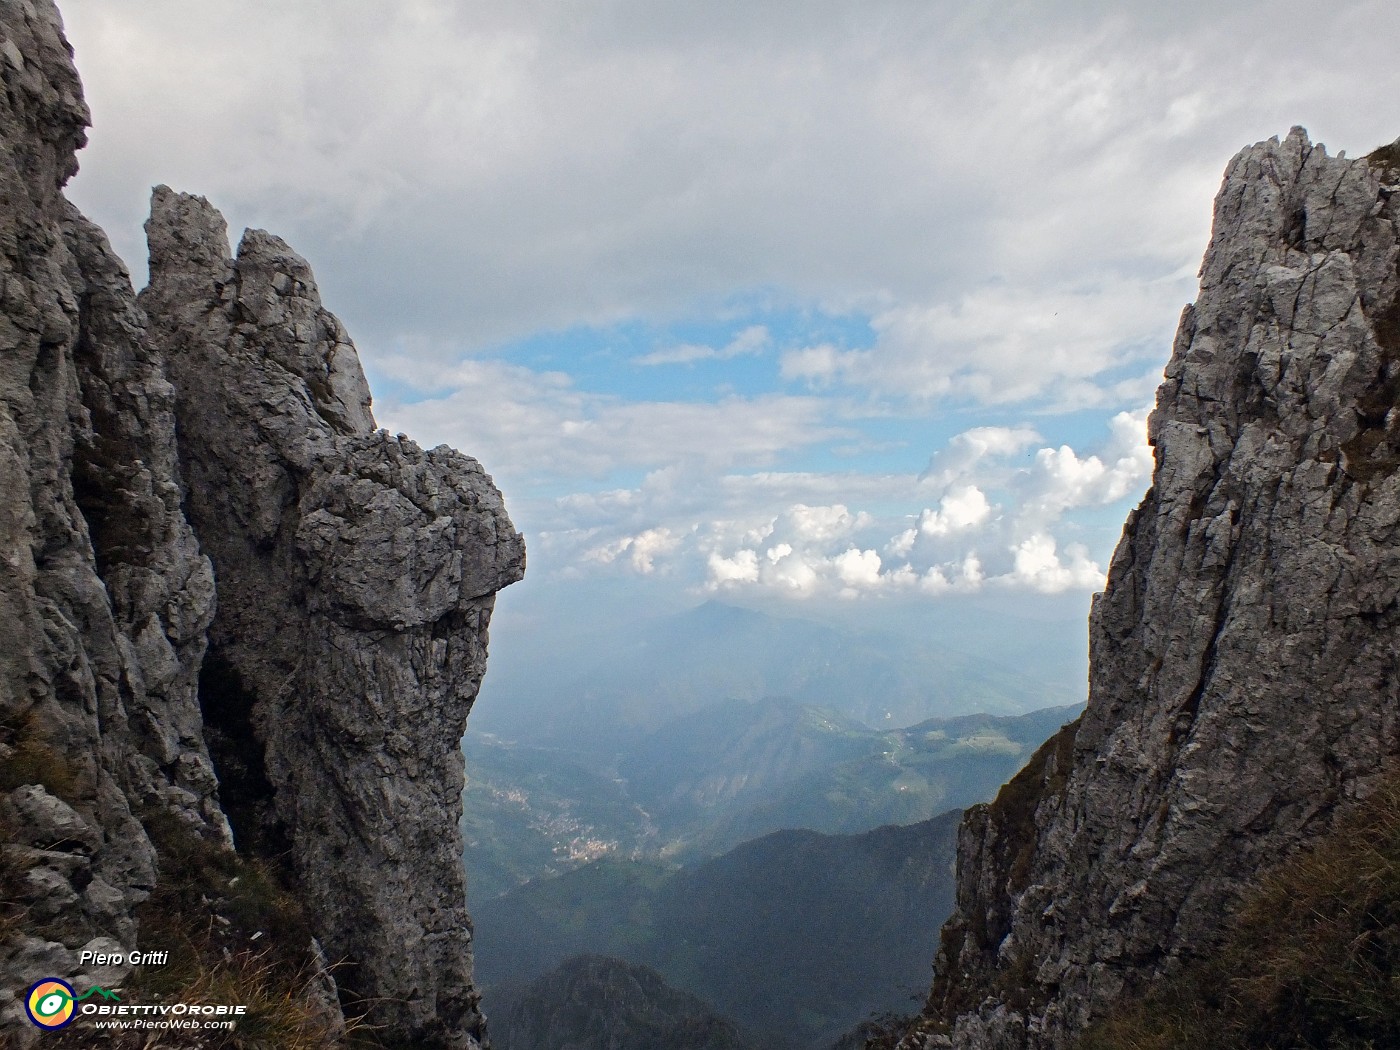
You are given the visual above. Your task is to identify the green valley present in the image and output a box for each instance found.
[474,811,963,1050]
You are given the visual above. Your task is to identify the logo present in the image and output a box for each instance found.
[23,980,122,1029]
[25,979,76,1029]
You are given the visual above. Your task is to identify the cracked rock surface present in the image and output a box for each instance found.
[140,187,524,1048]
[0,3,523,1047]
[0,3,219,1038]
[910,128,1400,1049]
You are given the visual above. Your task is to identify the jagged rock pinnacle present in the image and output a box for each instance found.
[0,4,524,1046]
[140,188,524,1047]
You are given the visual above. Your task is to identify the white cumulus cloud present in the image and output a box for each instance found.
[1006,534,1104,594]
[707,548,761,586]
[691,411,1151,599]
[918,485,993,537]
[584,526,682,574]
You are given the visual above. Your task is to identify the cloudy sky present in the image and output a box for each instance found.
[57,0,1400,704]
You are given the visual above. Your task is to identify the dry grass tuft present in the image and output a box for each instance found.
[0,708,81,800]
[34,811,363,1049]
[1080,774,1400,1050]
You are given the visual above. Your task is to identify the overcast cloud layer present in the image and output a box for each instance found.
[59,0,1400,617]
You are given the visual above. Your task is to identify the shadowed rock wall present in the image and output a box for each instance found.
[0,4,222,1035]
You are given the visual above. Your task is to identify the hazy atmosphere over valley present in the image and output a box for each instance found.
[60,0,1400,718]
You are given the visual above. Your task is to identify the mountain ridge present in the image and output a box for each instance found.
[462,699,1080,897]
[491,954,765,1050]
[473,810,963,1049]
[476,598,1084,751]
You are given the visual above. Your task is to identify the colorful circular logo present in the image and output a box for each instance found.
[25,978,76,1029]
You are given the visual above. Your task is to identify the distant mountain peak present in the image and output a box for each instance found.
[490,954,762,1050]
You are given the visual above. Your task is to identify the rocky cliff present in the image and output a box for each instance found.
[902,128,1400,1048]
[0,2,523,1047]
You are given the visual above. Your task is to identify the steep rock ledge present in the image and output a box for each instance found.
[0,2,524,1046]
[139,188,525,1047]
[908,128,1400,1049]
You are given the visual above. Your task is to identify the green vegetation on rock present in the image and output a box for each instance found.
[124,812,352,1049]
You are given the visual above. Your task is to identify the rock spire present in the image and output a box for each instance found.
[0,3,523,1046]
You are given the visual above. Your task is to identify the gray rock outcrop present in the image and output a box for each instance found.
[0,2,220,1033]
[909,128,1400,1048]
[0,2,523,1046]
[138,187,524,1047]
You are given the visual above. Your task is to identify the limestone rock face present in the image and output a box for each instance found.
[139,188,524,1049]
[0,3,523,1047]
[914,128,1400,1048]
[0,2,221,1036]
